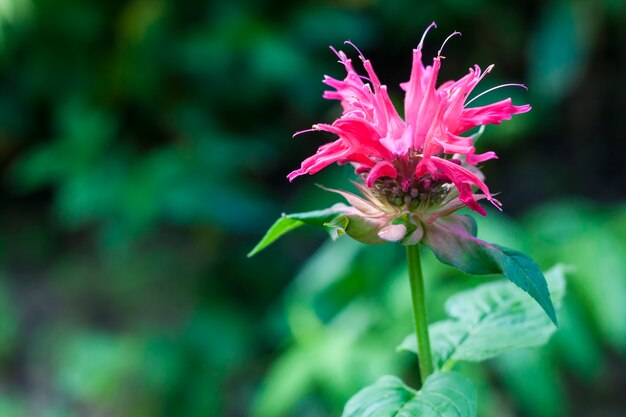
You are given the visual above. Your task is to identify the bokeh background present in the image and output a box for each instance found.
[0,0,624,416]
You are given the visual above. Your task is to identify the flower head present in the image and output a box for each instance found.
[288,23,530,244]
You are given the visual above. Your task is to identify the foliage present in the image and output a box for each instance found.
[398,265,566,369]
[342,373,476,417]
[247,206,347,257]
[0,0,623,416]
[254,203,626,417]
[422,215,557,324]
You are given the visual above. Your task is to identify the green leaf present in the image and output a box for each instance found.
[423,215,558,325]
[247,206,348,257]
[342,372,476,417]
[399,265,566,370]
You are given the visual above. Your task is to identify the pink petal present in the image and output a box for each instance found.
[434,133,474,155]
[316,119,390,160]
[457,182,487,216]
[440,65,484,129]
[456,99,531,133]
[372,85,406,139]
[403,56,442,150]
[287,140,352,181]
[365,161,398,187]
[466,151,498,165]
[380,124,413,156]
[425,157,493,215]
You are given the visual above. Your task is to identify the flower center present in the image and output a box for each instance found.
[369,175,453,209]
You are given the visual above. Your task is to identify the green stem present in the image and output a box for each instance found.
[406,244,434,385]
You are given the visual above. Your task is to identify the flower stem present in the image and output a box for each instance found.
[406,244,434,385]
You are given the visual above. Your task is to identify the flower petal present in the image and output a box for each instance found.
[378,223,407,242]
[466,151,498,165]
[457,99,531,133]
[317,119,391,159]
[426,157,493,215]
[380,124,413,156]
[365,161,398,187]
[287,140,353,181]
[434,132,474,155]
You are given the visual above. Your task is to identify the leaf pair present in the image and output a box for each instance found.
[251,208,566,417]
[342,372,476,417]
[341,266,566,417]
[399,265,566,370]
[250,209,557,327]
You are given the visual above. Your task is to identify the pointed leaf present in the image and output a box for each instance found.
[342,372,476,417]
[399,265,566,369]
[247,205,348,257]
[423,215,557,325]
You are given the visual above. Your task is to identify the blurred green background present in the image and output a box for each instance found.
[0,0,624,416]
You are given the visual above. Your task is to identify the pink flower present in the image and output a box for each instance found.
[288,23,530,219]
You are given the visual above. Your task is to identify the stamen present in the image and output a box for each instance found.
[329,46,348,64]
[470,125,486,141]
[344,40,366,61]
[475,64,495,85]
[292,127,318,138]
[438,31,461,58]
[465,83,528,106]
[357,74,374,84]
[418,21,437,50]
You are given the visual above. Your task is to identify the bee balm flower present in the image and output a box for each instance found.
[288,23,530,244]
[251,25,555,328]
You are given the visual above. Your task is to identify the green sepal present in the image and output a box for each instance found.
[422,214,558,325]
[391,213,416,232]
[247,206,348,257]
[324,215,348,239]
